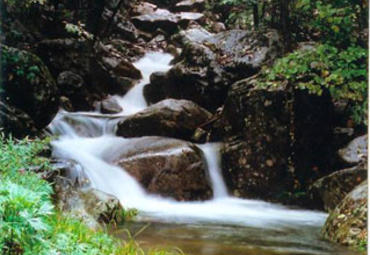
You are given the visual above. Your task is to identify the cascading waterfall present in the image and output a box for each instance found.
[49,51,327,229]
[48,51,356,255]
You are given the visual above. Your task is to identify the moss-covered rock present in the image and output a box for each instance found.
[322,181,367,248]
[0,45,59,130]
[309,163,367,212]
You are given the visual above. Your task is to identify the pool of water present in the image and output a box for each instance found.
[113,221,360,255]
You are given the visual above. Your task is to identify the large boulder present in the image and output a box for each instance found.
[309,163,367,212]
[116,99,211,140]
[322,181,367,247]
[144,28,283,111]
[132,8,204,34]
[112,137,212,201]
[220,78,335,203]
[1,45,59,129]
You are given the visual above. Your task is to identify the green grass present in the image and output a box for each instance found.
[0,135,181,255]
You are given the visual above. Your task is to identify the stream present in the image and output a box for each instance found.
[48,52,359,255]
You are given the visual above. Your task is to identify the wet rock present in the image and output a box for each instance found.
[100,97,123,114]
[112,137,212,201]
[322,181,367,247]
[1,45,59,129]
[144,29,283,111]
[132,8,204,34]
[338,135,367,165]
[132,2,158,16]
[93,42,141,95]
[57,71,94,110]
[52,160,125,229]
[49,111,118,137]
[173,0,205,12]
[116,99,211,140]
[309,163,367,212]
[0,101,38,138]
[101,8,139,41]
[220,78,335,202]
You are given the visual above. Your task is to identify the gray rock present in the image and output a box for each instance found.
[100,97,123,114]
[338,135,367,165]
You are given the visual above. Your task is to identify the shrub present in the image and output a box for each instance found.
[257,44,368,125]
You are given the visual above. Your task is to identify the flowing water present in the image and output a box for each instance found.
[49,52,359,255]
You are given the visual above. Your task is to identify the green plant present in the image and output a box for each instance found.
[0,135,180,255]
[258,44,368,125]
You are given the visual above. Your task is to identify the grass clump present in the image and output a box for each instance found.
[0,135,180,255]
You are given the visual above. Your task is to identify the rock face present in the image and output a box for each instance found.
[132,8,204,33]
[322,181,367,247]
[144,29,283,111]
[338,135,367,165]
[112,137,212,201]
[220,78,335,202]
[309,163,367,212]
[116,99,211,140]
[1,45,59,130]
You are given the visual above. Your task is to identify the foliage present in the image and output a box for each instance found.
[358,239,367,252]
[3,0,46,8]
[0,136,180,255]
[65,22,94,40]
[1,46,46,85]
[257,44,368,125]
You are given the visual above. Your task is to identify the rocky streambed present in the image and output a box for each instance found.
[2,0,367,253]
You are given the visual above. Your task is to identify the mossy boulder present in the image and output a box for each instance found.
[309,163,367,212]
[322,181,367,248]
[1,45,58,130]
[220,77,335,204]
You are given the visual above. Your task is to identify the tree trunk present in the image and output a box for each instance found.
[279,0,291,51]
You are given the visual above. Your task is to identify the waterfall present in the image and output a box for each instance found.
[49,52,328,231]
[115,52,173,115]
[198,143,228,199]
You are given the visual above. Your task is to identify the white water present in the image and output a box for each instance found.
[49,52,328,231]
[114,52,173,115]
